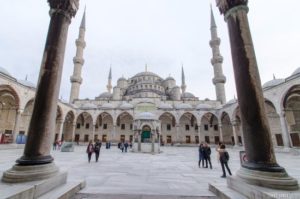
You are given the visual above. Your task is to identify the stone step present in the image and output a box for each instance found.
[38,180,85,199]
[209,182,248,199]
[0,172,67,199]
[72,193,218,199]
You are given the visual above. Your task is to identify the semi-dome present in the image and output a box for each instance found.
[181,92,195,98]
[97,92,112,99]
[0,67,12,77]
[196,104,212,110]
[101,103,114,109]
[81,103,97,109]
[135,112,157,120]
[158,103,173,110]
[119,102,134,110]
[17,79,36,88]
[262,79,285,89]
[175,103,193,110]
[291,67,300,76]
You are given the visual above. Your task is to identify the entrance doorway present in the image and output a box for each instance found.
[141,125,151,143]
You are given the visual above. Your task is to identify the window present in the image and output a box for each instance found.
[214,125,218,131]
[167,124,171,131]
[103,124,107,129]
[76,123,80,129]
[185,125,189,131]
[121,124,125,130]
[204,124,209,131]
[195,125,198,130]
[85,123,90,129]
[130,124,133,130]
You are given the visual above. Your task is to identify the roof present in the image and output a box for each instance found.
[291,67,300,76]
[133,71,161,79]
[158,103,173,110]
[175,103,193,110]
[181,92,195,98]
[262,79,285,89]
[196,104,212,110]
[101,103,114,109]
[97,92,112,98]
[17,79,36,88]
[135,112,157,120]
[119,102,134,110]
[0,67,12,77]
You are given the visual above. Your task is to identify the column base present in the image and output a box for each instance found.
[235,167,298,190]
[2,162,59,183]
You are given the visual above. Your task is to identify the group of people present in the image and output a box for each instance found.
[53,140,62,150]
[86,139,102,163]
[117,141,132,152]
[198,142,232,178]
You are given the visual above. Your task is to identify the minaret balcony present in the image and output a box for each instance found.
[70,76,82,84]
[73,57,85,65]
[212,76,226,84]
[209,38,221,47]
[211,56,223,65]
[75,39,86,48]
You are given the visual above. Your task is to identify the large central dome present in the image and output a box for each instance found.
[132,71,162,79]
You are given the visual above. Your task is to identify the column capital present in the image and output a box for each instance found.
[48,0,79,21]
[216,0,248,15]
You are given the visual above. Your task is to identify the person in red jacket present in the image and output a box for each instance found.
[86,140,94,163]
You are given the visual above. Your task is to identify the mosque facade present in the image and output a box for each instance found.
[0,9,299,148]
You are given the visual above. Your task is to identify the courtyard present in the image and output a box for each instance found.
[0,145,299,198]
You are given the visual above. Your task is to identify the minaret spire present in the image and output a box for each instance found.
[107,67,112,93]
[209,6,226,104]
[181,65,186,93]
[69,8,86,103]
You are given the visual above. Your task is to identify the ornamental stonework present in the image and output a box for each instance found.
[216,0,248,15]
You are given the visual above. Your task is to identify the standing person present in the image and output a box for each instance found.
[198,143,205,168]
[121,142,125,152]
[86,140,94,163]
[203,143,212,169]
[124,141,129,152]
[219,144,232,178]
[94,139,102,162]
[53,141,57,150]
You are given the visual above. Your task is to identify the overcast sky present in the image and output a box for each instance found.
[1,0,299,102]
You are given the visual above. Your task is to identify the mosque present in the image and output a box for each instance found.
[0,8,299,149]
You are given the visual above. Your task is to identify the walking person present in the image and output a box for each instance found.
[203,143,212,169]
[198,143,205,168]
[86,140,94,163]
[120,142,125,152]
[219,144,232,178]
[124,141,129,152]
[94,139,102,162]
[53,141,57,150]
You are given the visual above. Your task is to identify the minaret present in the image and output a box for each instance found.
[209,6,226,104]
[69,8,86,103]
[181,66,186,93]
[107,67,112,93]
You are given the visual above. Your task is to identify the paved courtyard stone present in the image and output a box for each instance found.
[0,145,299,198]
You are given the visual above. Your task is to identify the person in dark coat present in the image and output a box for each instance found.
[86,140,94,163]
[203,143,212,169]
[94,139,102,162]
[198,143,205,168]
[124,141,129,152]
[219,144,232,178]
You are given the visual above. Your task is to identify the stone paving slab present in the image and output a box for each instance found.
[0,145,299,198]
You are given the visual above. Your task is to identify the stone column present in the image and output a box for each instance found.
[231,120,239,146]
[138,130,141,152]
[151,130,155,153]
[176,124,180,143]
[12,109,22,143]
[92,124,96,141]
[2,0,79,183]
[113,125,116,141]
[216,0,298,190]
[57,119,64,141]
[279,111,292,148]
[71,122,76,142]
[197,123,201,143]
[218,122,224,142]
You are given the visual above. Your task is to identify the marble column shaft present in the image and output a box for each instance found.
[17,1,78,165]
[231,121,239,146]
[279,112,292,147]
[12,110,21,143]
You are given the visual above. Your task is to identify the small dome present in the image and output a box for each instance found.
[291,67,300,76]
[118,77,127,81]
[158,103,173,110]
[196,104,212,110]
[101,103,114,109]
[97,92,112,99]
[262,79,285,89]
[226,98,237,105]
[165,76,175,81]
[175,103,193,110]
[181,92,195,98]
[81,103,97,109]
[119,102,134,110]
[0,67,12,77]
[17,79,36,88]
[135,112,157,120]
